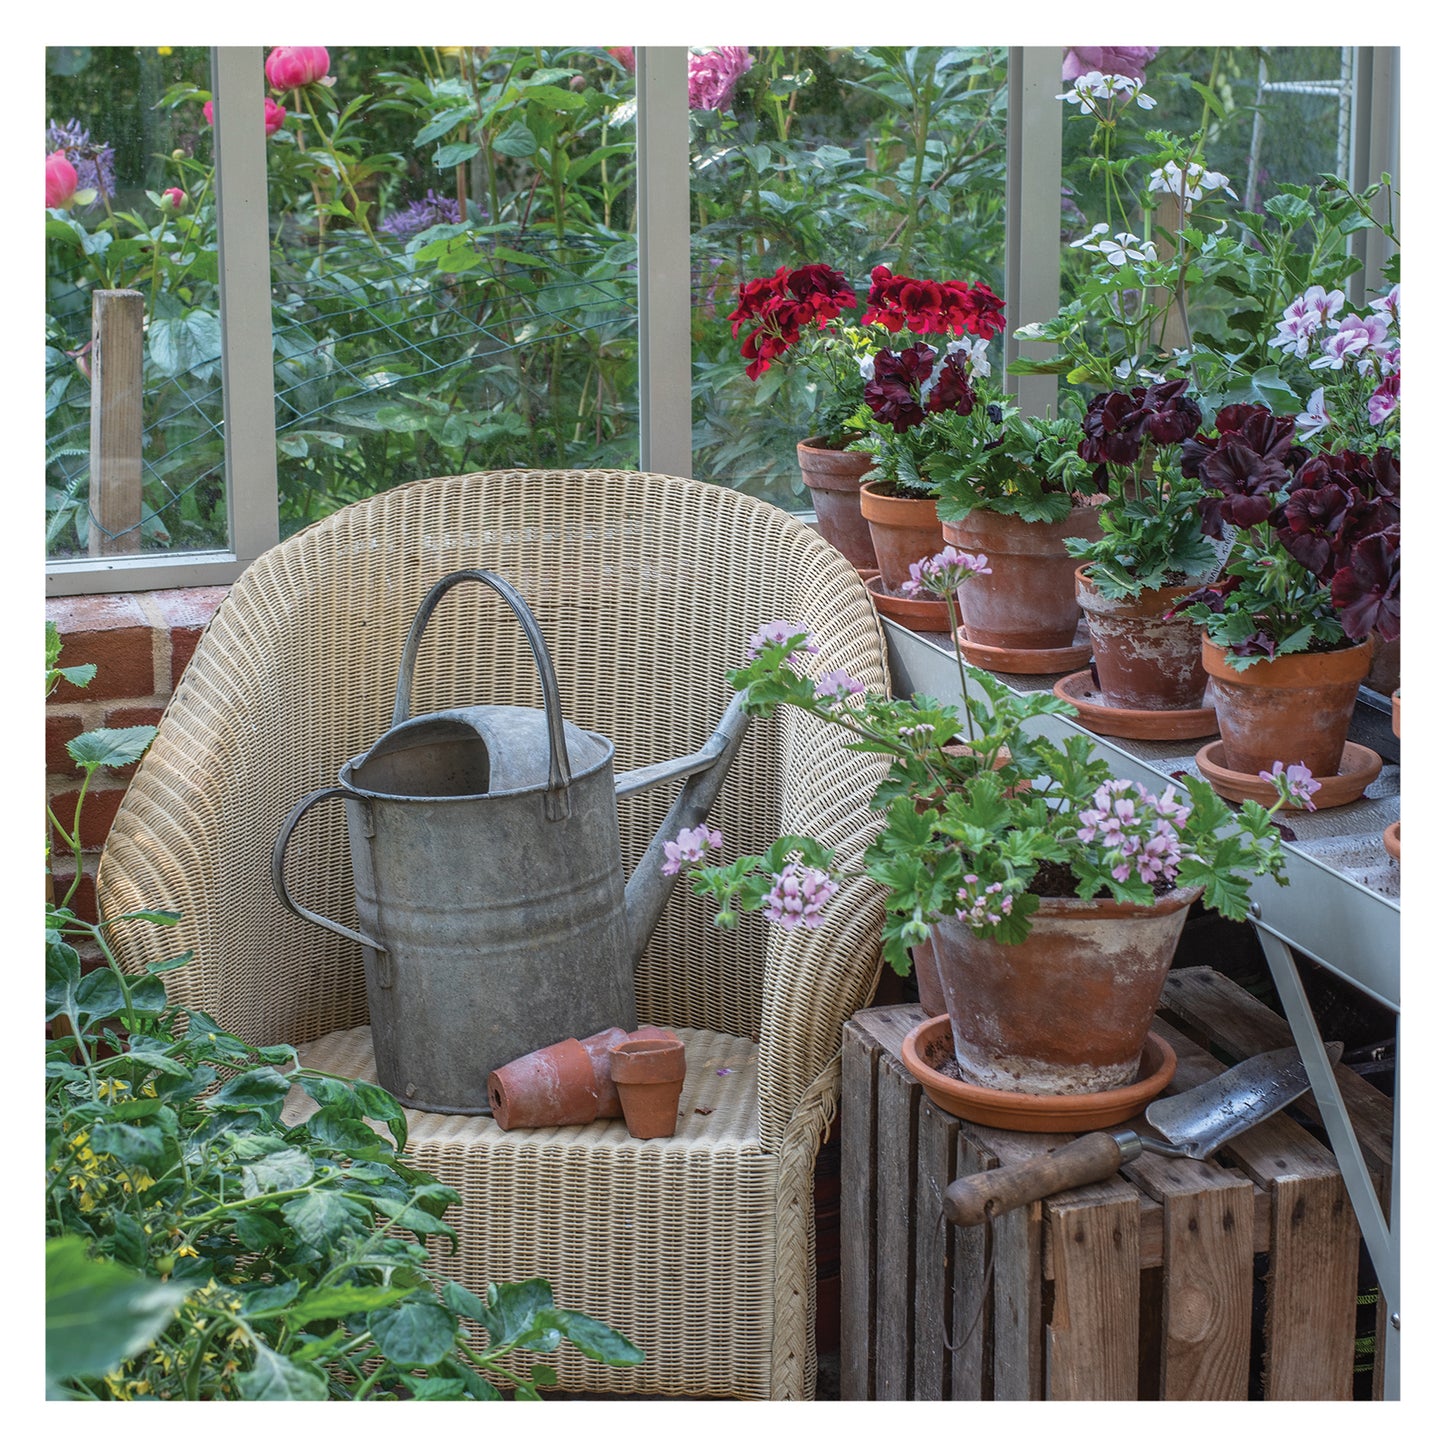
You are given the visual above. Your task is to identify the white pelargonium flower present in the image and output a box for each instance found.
[1295,386,1331,441]
[1057,71,1156,110]
[1147,159,1237,211]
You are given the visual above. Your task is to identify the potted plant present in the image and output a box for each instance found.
[728,262,879,569]
[875,399,1105,668]
[1065,377,1220,715]
[728,261,1007,607]
[666,562,1306,1099]
[1175,399,1400,788]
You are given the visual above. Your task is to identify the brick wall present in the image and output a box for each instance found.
[46,587,230,927]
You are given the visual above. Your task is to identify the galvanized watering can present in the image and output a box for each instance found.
[272,569,749,1115]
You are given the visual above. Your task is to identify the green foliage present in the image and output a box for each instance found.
[684,625,1294,975]
[45,631,641,1400]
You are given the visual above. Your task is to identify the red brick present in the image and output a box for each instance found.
[50,786,128,851]
[153,587,229,688]
[104,704,164,731]
[48,861,99,925]
[47,601,158,702]
[46,713,85,775]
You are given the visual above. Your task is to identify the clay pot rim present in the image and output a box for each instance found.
[935,884,1204,926]
[1052,668,1219,741]
[1074,564,1208,613]
[864,573,954,628]
[1195,738,1382,810]
[609,1037,686,1084]
[1201,635,1373,688]
[858,477,941,522]
[943,498,1106,544]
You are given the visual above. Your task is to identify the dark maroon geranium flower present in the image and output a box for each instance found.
[785,263,857,322]
[1132,379,1202,444]
[864,344,936,432]
[1330,526,1400,642]
[1277,481,1354,577]
[925,351,977,417]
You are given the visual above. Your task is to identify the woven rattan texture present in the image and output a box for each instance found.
[98,469,892,1397]
[293,1025,777,1396]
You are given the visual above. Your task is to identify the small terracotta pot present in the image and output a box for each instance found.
[488,1036,600,1131]
[1075,566,1208,711]
[798,438,879,571]
[941,503,1102,651]
[1202,637,1373,778]
[930,887,1201,1095]
[859,480,945,594]
[578,1027,631,1119]
[609,1037,687,1139]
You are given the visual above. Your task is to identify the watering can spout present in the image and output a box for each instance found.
[618,691,752,965]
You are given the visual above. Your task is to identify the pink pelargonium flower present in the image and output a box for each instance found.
[1368,374,1400,427]
[1310,312,1392,372]
[46,151,78,209]
[1062,46,1159,83]
[900,545,991,599]
[814,669,864,701]
[760,862,839,930]
[660,824,723,876]
[744,620,818,660]
[688,46,752,111]
[1260,761,1321,812]
[265,46,331,93]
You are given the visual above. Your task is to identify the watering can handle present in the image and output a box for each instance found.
[391,570,573,813]
[272,786,388,956]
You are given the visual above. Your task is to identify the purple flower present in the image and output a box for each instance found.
[814,669,864,700]
[688,46,752,111]
[954,875,1015,929]
[46,118,116,208]
[761,862,838,930]
[1368,374,1400,426]
[379,189,465,239]
[1062,47,1159,83]
[660,824,723,876]
[901,545,991,598]
[1310,313,1392,372]
[745,620,817,660]
[1260,761,1321,812]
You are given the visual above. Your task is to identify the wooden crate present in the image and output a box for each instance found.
[839,967,1393,1401]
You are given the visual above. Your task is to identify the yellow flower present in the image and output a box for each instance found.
[176,1244,199,1258]
[157,46,172,55]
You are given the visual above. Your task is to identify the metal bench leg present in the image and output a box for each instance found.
[1251,922,1400,1400]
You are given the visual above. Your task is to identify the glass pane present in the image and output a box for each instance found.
[261,46,639,538]
[1043,45,1365,404]
[45,46,228,560]
[688,46,1011,508]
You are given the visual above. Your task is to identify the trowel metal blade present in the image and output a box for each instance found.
[1143,1041,1343,1160]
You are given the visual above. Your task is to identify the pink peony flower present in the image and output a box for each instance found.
[160,187,186,210]
[688,46,752,111]
[1062,46,1159,83]
[608,46,635,74]
[265,46,331,93]
[45,151,78,208]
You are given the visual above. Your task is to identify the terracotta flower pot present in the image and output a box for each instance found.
[1202,637,1373,778]
[578,1027,631,1119]
[940,503,1102,651]
[797,438,879,571]
[858,480,946,595]
[488,1036,600,1131]
[609,1037,687,1139]
[910,935,946,1018]
[929,887,1201,1095]
[1075,566,1209,711]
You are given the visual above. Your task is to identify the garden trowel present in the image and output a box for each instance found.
[943,1041,1342,1228]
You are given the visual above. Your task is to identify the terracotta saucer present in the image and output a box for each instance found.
[1383,820,1400,860]
[953,624,1093,676]
[1052,670,1219,741]
[855,566,881,585]
[1195,739,1383,810]
[900,1015,1177,1133]
[865,574,955,632]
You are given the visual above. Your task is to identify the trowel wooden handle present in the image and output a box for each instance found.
[943,1131,1137,1228]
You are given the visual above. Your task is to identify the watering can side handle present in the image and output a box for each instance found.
[272,786,387,955]
[390,570,572,818]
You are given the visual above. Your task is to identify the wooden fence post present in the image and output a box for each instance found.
[87,289,145,556]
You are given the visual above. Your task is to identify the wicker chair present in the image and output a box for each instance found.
[98,469,892,1399]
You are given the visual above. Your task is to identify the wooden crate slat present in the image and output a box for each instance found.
[1045,1183,1141,1400]
[873,1049,920,1400]
[950,1130,996,1400]
[1158,1168,1254,1399]
[839,1020,879,1400]
[1263,1172,1358,1400]
[912,1097,958,1400]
